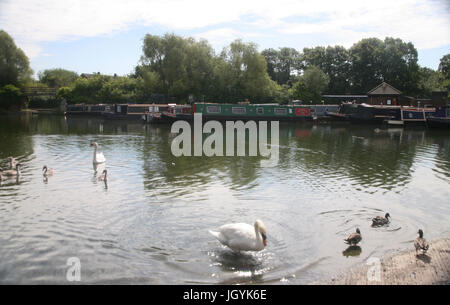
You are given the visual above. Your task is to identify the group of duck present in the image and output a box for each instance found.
[342,213,429,256]
[0,142,108,183]
[210,214,430,257]
[2,142,430,258]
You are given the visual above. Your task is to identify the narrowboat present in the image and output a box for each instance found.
[103,104,169,120]
[191,103,313,122]
[65,104,111,116]
[159,104,193,123]
[327,103,359,121]
[349,104,400,124]
[427,106,450,129]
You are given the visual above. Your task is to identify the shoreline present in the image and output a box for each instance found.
[323,238,450,285]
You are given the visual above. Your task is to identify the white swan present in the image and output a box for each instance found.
[209,220,267,252]
[0,163,21,177]
[90,142,106,164]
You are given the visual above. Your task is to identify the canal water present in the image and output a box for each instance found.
[0,114,449,284]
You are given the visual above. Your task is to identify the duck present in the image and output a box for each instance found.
[0,163,21,177]
[414,229,429,255]
[90,141,106,164]
[344,228,362,245]
[209,220,267,252]
[9,157,17,169]
[372,213,390,226]
[42,165,54,177]
[98,169,107,181]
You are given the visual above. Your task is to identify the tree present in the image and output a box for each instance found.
[349,38,385,93]
[261,47,301,85]
[0,30,33,86]
[417,67,442,97]
[438,54,450,79]
[141,34,216,102]
[218,39,279,103]
[0,84,23,109]
[290,66,329,103]
[38,68,79,88]
[349,37,419,94]
[302,46,351,94]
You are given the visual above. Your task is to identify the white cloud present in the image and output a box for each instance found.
[0,0,449,58]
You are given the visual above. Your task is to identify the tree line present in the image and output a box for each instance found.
[0,30,449,110]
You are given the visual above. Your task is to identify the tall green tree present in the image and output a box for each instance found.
[0,30,33,86]
[290,66,329,103]
[38,68,79,88]
[218,39,279,103]
[261,47,301,85]
[438,54,450,79]
[302,46,351,94]
[141,33,216,102]
[349,37,419,94]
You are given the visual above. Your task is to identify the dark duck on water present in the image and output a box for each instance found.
[372,213,390,226]
[344,228,362,245]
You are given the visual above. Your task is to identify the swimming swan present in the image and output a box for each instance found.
[98,169,107,181]
[90,142,106,164]
[42,165,54,177]
[0,163,21,177]
[209,220,267,252]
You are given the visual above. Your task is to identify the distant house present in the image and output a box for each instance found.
[367,82,404,106]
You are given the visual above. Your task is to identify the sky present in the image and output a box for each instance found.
[0,0,449,77]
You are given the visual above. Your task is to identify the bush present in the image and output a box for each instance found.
[0,84,23,110]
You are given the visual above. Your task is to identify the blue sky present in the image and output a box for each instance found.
[1,0,449,77]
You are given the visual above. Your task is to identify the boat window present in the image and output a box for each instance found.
[256,107,264,114]
[206,106,221,113]
[232,107,246,114]
[274,108,287,115]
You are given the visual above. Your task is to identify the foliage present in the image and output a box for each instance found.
[0,30,33,86]
[438,54,450,79]
[349,37,419,94]
[38,68,79,88]
[289,66,329,103]
[301,46,351,94]
[262,47,301,85]
[0,84,23,109]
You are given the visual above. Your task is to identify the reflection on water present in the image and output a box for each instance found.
[342,245,362,257]
[0,113,449,284]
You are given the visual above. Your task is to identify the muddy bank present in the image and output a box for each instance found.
[325,238,450,285]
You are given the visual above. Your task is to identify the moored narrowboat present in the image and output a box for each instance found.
[159,104,193,123]
[103,103,169,120]
[349,104,400,124]
[65,104,111,116]
[427,106,450,129]
[192,103,313,122]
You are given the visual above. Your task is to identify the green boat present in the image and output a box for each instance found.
[193,103,314,121]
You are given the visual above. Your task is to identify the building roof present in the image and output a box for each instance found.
[367,82,401,96]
